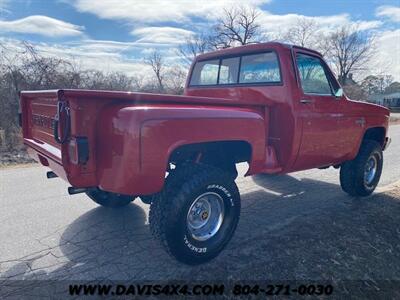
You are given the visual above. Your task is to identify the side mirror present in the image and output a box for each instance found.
[335,88,343,98]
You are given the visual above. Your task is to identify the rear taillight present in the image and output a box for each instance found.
[18,112,22,127]
[68,137,89,164]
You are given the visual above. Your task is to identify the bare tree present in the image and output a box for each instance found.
[210,6,262,49]
[0,42,167,150]
[278,17,331,56]
[178,33,210,65]
[384,81,400,94]
[361,74,393,95]
[343,83,367,101]
[131,74,145,91]
[361,75,381,95]
[325,25,375,85]
[282,17,318,48]
[145,50,165,92]
[165,67,187,95]
[177,5,264,63]
[377,75,394,94]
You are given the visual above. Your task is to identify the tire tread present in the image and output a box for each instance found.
[340,140,382,197]
[149,163,240,264]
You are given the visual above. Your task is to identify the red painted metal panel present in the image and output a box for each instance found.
[19,42,390,196]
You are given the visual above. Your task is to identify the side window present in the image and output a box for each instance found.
[296,54,332,95]
[219,57,239,84]
[239,52,281,84]
[189,59,219,85]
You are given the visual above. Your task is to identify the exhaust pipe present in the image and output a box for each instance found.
[46,171,58,179]
[68,187,88,195]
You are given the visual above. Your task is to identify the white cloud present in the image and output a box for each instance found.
[131,27,194,44]
[1,2,398,82]
[258,12,382,36]
[256,11,398,80]
[0,15,84,37]
[376,5,400,23]
[258,12,346,33]
[355,20,383,31]
[70,0,270,23]
[373,29,400,81]
[68,39,138,53]
[0,37,154,78]
[0,0,10,15]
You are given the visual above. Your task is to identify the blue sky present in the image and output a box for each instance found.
[0,0,399,79]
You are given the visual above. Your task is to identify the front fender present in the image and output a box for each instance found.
[348,111,389,161]
[97,104,266,195]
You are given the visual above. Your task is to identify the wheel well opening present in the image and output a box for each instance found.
[169,141,252,171]
[363,127,385,147]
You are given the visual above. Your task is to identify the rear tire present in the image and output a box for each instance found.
[340,140,383,197]
[149,163,240,265]
[86,188,134,208]
[140,195,154,205]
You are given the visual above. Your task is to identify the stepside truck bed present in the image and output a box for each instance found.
[20,89,267,194]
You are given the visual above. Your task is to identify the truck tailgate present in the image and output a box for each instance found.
[20,90,99,187]
[20,90,63,164]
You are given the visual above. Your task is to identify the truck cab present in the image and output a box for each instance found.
[185,42,389,173]
[20,42,390,265]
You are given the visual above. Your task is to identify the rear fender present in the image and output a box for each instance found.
[97,104,266,195]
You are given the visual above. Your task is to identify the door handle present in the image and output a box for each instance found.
[300,99,313,104]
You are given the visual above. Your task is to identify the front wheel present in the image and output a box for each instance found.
[340,140,383,197]
[86,188,134,208]
[149,164,240,265]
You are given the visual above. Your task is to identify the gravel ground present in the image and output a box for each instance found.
[0,125,399,299]
[0,164,399,299]
[0,149,35,167]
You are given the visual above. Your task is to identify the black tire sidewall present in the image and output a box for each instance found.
[86,188,133,208]
[168,180,240,263]
[340,140,384,197]
[358,147,383,193]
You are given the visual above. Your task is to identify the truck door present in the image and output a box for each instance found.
[293,51,350,170]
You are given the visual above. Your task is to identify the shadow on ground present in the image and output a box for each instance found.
[1,175,400,297]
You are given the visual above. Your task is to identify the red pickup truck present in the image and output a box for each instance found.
[20,42,390,264]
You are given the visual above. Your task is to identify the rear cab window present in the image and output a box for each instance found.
[190,60,219,85]
[219,57,240,84]
[239,53,280,84]
[189,51,281,86]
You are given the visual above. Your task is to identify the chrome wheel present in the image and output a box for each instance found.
[186,192,225,241]
[364,155,377,186]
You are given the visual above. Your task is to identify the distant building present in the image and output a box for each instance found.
[368,92,400,110]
